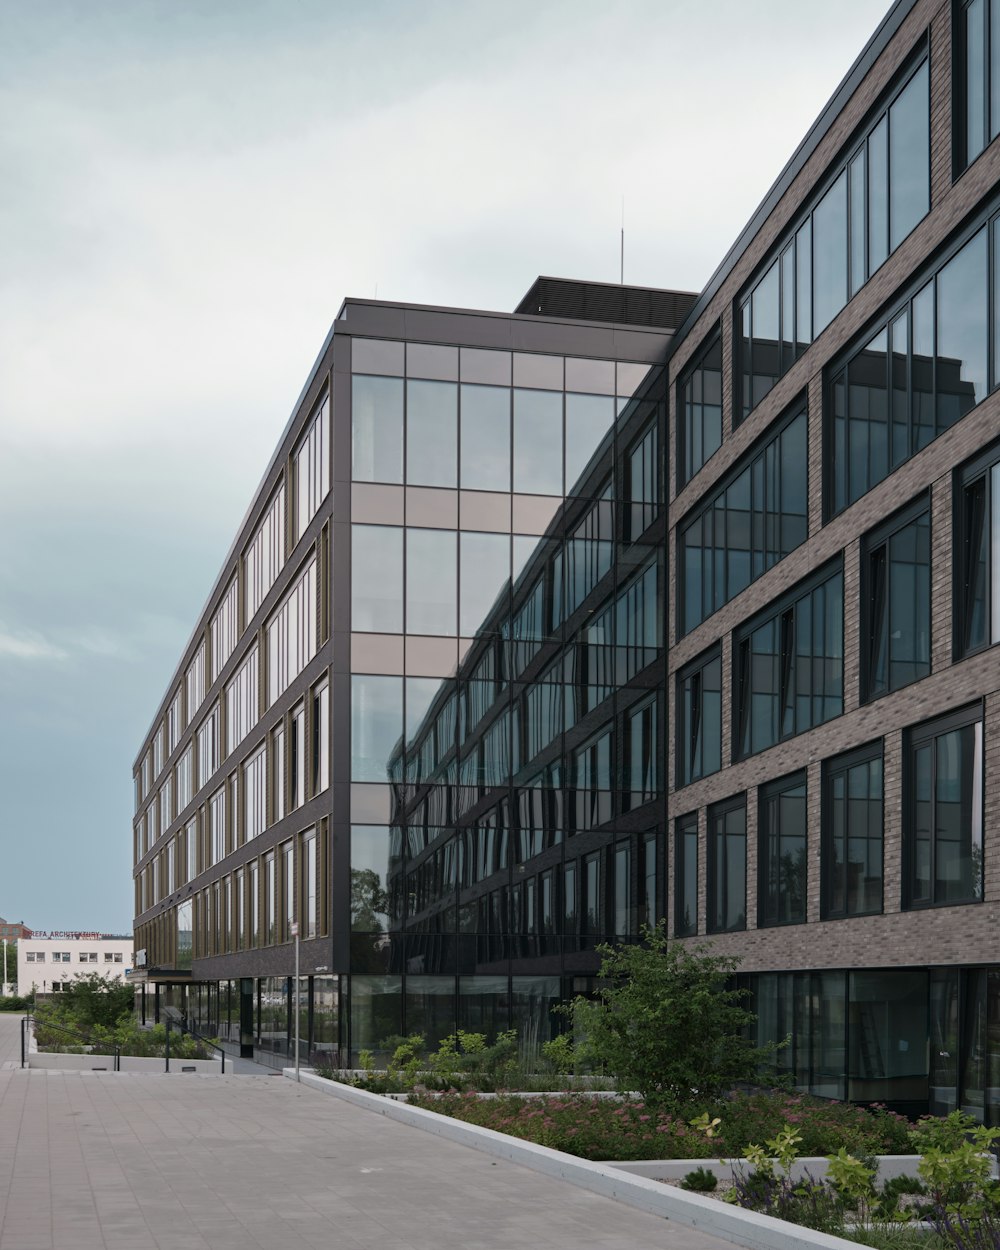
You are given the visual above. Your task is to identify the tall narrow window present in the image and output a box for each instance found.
[210,576,239,683]
[628,422,659,539]
[758,773,807,928]
[675,813,699,938]
[707,796,746,934]
[823,743,883,918]
[624,695,660,810]
[266,557,317,705]
[614,842,631,939]
[905,706,984,909]
[272,723,286,822]
[244,484,286,623]
[303,830,317,939]
[863,501,931,699]
[312,681,330,794]
[677,649,721,787]
[958,0,1000,169]
[264,852,276,944]
[291,704,306,808]
[294,394,330,540]
[282,840,295,941]
[957,444,1000,655]
[678,326,722,485]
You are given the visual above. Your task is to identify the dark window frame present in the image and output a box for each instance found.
[733,557,844,762]
[706,792,747,935]
[677,323,723,489]
[675,645,722,789]
[678,402,809,635]
[821,740,884,920]
[954,436,1000,658]
[902,702,985,911]
[758,770,808,929]
[737,42,930,425]
[674,812,699,938]
[860,494,932,703]
[954,0,1000,176]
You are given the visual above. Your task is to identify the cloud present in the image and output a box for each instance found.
[0,627,69,662]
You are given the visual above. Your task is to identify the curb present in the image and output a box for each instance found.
[282,1070,861,1250]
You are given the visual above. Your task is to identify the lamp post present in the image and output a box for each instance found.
[2,938,7,995]
[292,920,300,1082]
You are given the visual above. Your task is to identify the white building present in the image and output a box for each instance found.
[18,933,134,994]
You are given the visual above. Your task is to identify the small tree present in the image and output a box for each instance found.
[571,922,770,1108]
[58,973,134,1030]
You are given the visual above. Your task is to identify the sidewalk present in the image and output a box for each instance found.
[0,1017,739,1250]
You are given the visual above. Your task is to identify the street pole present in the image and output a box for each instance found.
[292,920,300,1082]
[2,938,7,995]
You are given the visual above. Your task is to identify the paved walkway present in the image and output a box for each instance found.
[0,1014,23,1070]
[0,1017,739,1250]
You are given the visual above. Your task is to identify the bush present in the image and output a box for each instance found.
[570,923,775,1109]
[0,993,33,1012]
[680,1166,719,1192]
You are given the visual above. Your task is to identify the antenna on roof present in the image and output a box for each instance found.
[620,196,625,285]
[374,282,378,299]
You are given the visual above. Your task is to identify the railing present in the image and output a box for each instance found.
[21,1013,121,1071]
[164,1018,226,1074]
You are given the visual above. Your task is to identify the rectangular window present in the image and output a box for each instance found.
[176,746,193,813]
[312,681,329,794]
[352,525,403,632]
[294,394,330,540]
[581,851,602,938]
[678,326,723,485]
[956,442,1000,655]
[272,722,286,821]
[185,641,206,726]
[735,562,843,758]
[245,483,286,624]
[210,576,239,683]
[627,421,660,539]
[266,555,317,705]
[303,830,317,939]
[823,743,883,918]
[674,812,699,938]
[740,57,929,419]
[226,645,259,753]
[264,852,276,944]
[957,0,1000,170]
[352,375,404,484]
[680,409,807,632]
[235,866,245,950]
[166,690,181,754]
[677,648,722,787]
[291,703,306,807]
[614,842,631,939]
[243,743,267,841]
[186,816,198,883]
[639,832,659,930]
[904,705,984,909]
[249,859,259,947]
[624,695,660,809]
[159,782,172,835]
[830,224,988,514]
[862,500,931,700]
[758,772,807,928]
[196,702,220,788]
[209,787,226,867]
[707,795,746,934]
[282,840,295,940]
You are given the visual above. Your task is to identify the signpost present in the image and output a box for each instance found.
[291,920,300,1081]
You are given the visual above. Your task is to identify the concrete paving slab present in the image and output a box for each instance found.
[0,1015,740,1250]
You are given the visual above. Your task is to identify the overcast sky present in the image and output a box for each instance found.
[0,0,892,932]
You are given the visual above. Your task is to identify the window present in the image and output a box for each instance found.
[226,645,259,753]
[104,952,113,963]
[823,743,883,919]
[408,380,457,487]
[758,773,807,927]
[627,421,659,539]
[186,816,198,882]
[166,690,181,754]
[675,813,698,938]
[461,383,511,491]
[152,724,164,777]
[294,394,330,539]
[352,375,404,483]
[862,500,931,699]
[266,556,317,704]
[624,695,659,810]
[312,681,329,794]
[407,528,457,635]
[829,224,988,513]
[351,675,403,783]
[264,852,276,944]
[245,483,286,623]
[735,562,843,757]
[272,722,286,822]
[249,859,259,948]
[904,705,984,909]
[680,409,807,633]
[209,787,226,867]
[282,840,295,940]
[574,729,612,831]
[185,641,206,725]
[677,648,721,787]
[957,0,1000,170]
[244,743,267,841]
[113,953,123,963]
[678,326,722,484]
[210,576,239,683]
[159,782,172,835]
[303,829,317,938]
[291,703,306,807]
[707,795,746,933]
[196,702,220,787]
[352,525,403,632]
[739,56,929,418]
[956,441,1000,655]
[176,747,193,813]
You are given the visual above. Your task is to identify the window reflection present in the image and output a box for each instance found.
[460,384,510,491]
[353,376,403,483]
[514,389,562,495]
[407,380,457,487]
[406,529,457,635]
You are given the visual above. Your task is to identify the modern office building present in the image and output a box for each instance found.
[134,0,1000,1118]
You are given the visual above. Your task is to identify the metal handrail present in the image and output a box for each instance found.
[164,1018,226,1074]
[21,1012,121,1071]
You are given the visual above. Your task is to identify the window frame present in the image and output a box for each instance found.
[954,436,1000,658]
[902,702,985,911]
[676,322,723,488]
[821,739,884,920]
[757,770,808,929]
[674,811,699,938]
[860,494,932,702]
[706,792,747,935]
[676,645,722,789]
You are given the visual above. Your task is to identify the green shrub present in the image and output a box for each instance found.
[680,1166,718,1192]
